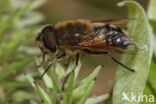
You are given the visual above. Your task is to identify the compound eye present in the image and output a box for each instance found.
[42,25,57,52]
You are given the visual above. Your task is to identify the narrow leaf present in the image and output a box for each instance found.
[28,0,46,11]
[38,68,54,90]
[15,12,44,28]
[0,10,18,43]
[77,81,95,104]
[25,74,35,89]
[55,62,65,79]
[0,2,32,44]
[0,0,9,20]
[72,65,102,101]
[35,83,56,104]
[0,58,34,80]
[0,28,36,61]
[5,81,30,90]
[50,67,62,93]
[65,60,82,79]
[85,94,109,104]
[64,72,75,104]
[12,90,38,102]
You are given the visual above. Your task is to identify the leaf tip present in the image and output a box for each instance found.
[117,1,125,7]
[117,0,139,7]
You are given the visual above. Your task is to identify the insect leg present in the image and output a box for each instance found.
[62,54,79,91]
[84,49,135,72]
[40,52,66,79]
[83,49,108,54]
[108,53,135,72]
[36,45,49,67]
[69,53,79,74]
[75,54,80,66]
[37,51,48,68]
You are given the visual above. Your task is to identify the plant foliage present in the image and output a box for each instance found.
[0,0,45,103]
[113,1,153,104]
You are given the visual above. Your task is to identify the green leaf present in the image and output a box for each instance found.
[72,65,102,101]
[0,0,9,20]
[28,0,46,11]
[65,60,82,79]
[148,59,156,92]
[55,62,65,79]
[0,10,18,43]
[148,0,156,59]
[0,2,32,44]
[5,81,30,90]
[0,28,36,61]
[12,90,38,102]
[50,67,62,93]
[0,58,34,80]
[64,72,75,104]
[85,94,109,104]
[140,82,156,104]
[74,61,82,79]
[148,0,156,21]
[15,12,44,28]
[35,83,56,104]
[77,81,94,104]
[25,74,35,89]
[38,68,54,90]
[113,1,153,104]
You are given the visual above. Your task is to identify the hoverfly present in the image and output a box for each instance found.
[36,19,138,78]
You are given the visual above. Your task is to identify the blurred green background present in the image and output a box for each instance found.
[0,0,154,104]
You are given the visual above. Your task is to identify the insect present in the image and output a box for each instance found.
[36,19,137,79]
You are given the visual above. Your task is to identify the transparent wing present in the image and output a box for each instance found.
[91,18,136,29]
[124,39,148,54]
[91,18,136,24]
